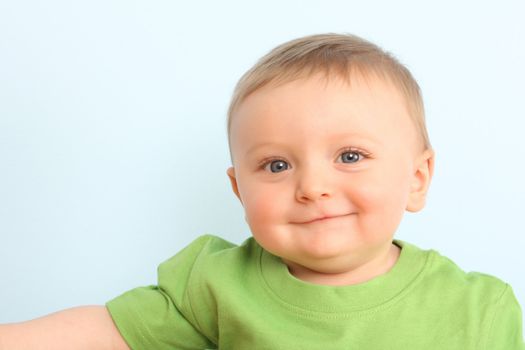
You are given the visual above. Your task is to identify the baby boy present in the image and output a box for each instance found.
[0,33,523,350]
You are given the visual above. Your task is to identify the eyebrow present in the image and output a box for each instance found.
[244,133,382,157]
[244,143,286,157]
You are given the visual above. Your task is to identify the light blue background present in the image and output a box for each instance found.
[1,0,524,324]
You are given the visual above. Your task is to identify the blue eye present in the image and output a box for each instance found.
[340,151,361,163]
[265,160,289,173]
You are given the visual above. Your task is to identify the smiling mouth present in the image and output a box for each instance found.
[297,213,354,224]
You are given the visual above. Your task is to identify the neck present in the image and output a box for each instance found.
[284,242,401,286]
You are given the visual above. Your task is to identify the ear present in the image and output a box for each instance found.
[227,167,243,205]
[406,149,435,212]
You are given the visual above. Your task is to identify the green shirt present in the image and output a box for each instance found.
[107,235,524,349]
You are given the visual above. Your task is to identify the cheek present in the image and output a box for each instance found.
[240,182,289,229]
[351,170,408,207]
[350,171,410,235]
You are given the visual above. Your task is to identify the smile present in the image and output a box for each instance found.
[297,213,354,224]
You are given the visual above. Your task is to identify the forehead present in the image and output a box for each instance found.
[229,73,418,161]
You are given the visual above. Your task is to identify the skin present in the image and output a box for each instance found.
[0,306,130,350]
[227,72,434,286]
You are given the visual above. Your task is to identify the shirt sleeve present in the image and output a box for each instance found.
[485,284,525,350]
[106,235,218,350]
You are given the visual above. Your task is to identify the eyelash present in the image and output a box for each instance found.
[257,147,371,171]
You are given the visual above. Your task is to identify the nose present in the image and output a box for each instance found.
[295,166,332,203]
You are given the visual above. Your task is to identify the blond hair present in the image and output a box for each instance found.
[227,33,432,160]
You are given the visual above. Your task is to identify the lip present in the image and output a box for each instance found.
[296,213,353,224]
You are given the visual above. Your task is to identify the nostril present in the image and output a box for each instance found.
[296,189,331,202]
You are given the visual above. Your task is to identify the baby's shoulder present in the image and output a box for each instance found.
[415,244,510,304]
[157,234,258,284]
[398,242,523,348]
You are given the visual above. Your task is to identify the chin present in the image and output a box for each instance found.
[297,236,355,260]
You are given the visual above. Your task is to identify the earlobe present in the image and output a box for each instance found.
[406,149,435,212]
[227,167,243,204]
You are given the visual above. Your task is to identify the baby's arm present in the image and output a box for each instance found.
[0,306,130,350]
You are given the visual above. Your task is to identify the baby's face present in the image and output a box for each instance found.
[227,73,433,280]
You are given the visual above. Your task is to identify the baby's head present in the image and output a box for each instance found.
[225,33,435,284]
